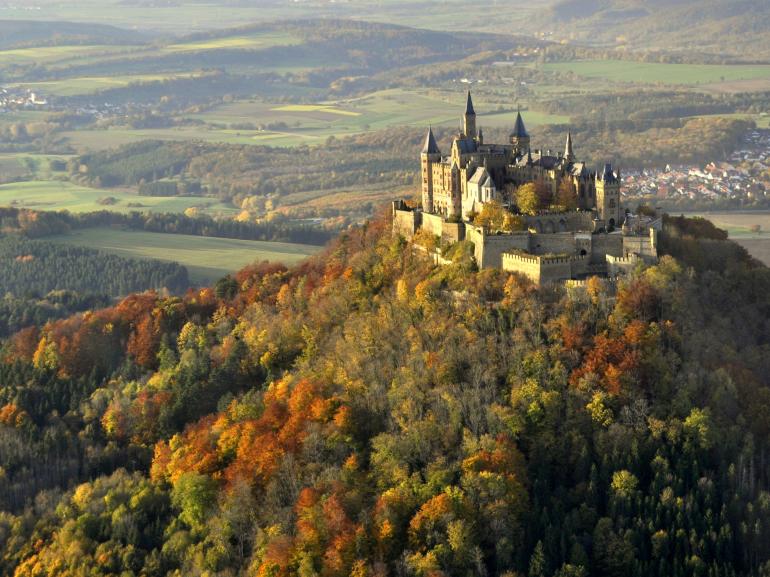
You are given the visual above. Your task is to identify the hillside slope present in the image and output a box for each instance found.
[1,214,770,575]
[547,0,770,56]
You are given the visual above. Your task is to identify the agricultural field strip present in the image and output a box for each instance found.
[48,227,321,284]
[542,60,770,85]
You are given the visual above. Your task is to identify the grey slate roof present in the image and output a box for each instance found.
[422,126,440,154]
[465,91,476,116]
[510,110,529,138]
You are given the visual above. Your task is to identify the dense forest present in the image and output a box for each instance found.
[0,291,110,339]
[0,206,335,245]
[0,234,190,297]
[0,211,768,576]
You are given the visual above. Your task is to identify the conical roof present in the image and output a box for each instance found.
[564,131,574,160]
[465,91,475,116]
[422,126,440,154]
[510,108,529,138]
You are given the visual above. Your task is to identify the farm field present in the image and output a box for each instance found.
[0,44,135,66]
[12,72,204,97]
[542,60,770,87]
[0,180,237,216]
[163,31,301,52]
[175,89,570,150]
[47,227,322,284]
[682,211,770,266]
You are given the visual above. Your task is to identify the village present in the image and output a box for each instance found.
[622,127,770,204]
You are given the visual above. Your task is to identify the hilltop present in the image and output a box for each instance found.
[547,0,770,56]
[0,211,770,575]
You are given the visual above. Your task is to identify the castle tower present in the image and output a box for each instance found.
[421,126,441,212]
[596,163,623,228]
[564,131,574,163]
[510,108,530,152]
[463,91,476,138]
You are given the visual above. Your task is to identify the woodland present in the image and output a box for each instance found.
[0,212,767,576]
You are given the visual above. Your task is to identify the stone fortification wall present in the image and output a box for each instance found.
[530,232,578,256]
[467,225,530,269]
[393,207,421,238]
[590,234,624,264]
[525,211,593,234]
[622,230,658,261]
[502,253,588,284]
[422,212,445,238]
[607,253,641,276]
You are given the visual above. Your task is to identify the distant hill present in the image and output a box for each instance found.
[0,20,149,49]
[546,0,770,56]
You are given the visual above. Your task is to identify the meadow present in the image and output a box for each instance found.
[542,60,770,87]
[59,89,570,152]
[12,72,205,97]
[48,227,321,284]
[0,180,237,217]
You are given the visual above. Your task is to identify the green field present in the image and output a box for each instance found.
[164,31,301,52]
[12,72,204,97]
[61,89,568,151]
[0,180,237,217]
[48,227,321,284]
[543,60,770,85]
[0,44,134,66]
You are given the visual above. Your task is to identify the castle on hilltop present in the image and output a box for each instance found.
[393,92,660,284]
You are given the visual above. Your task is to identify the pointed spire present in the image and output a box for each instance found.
[564,131,574,162]
[510,106,529,138]
[465,90,475,116]
[422,125,440,155]
[526,148,533,165]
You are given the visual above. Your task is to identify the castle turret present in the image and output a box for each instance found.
[421,126,441,212]
[564,131,574,163]
[509,108,530,152]
[463,91,476,139]
[595,163,623,228]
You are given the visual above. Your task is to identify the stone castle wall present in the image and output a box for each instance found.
[392,205,421,238]
[466,225,529,269]
[502,253,589,284]
[525,211,594,234]
[591,234,624,264]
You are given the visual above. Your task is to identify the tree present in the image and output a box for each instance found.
[516,183,540,215]
[556,178,578,211]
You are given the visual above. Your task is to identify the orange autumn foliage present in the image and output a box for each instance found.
[151,378,340,489]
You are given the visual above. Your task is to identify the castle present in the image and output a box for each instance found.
[393,92,660,284]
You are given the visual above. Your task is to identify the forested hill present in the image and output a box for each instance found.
[2,212,770,576]
[547,0,770,56]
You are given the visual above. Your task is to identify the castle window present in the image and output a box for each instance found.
[609,199,616,208]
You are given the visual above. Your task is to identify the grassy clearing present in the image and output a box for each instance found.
[164,32,301,52]
[0,180,237,216]
[543,60,770,86]
[12,72,203,97]
[0,44,130,66]
[48,227,321,284]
